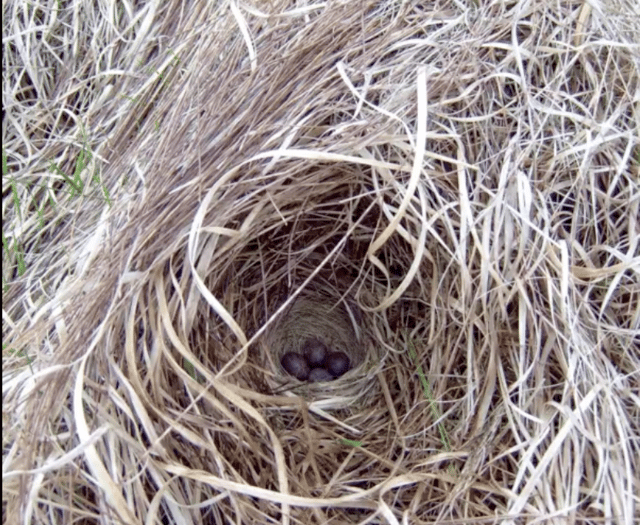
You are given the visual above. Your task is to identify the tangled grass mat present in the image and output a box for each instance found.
[3,1,639,524]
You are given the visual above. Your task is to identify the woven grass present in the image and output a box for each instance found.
[3,1,639,524]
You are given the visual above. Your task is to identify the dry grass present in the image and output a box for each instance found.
[3,0,639,524]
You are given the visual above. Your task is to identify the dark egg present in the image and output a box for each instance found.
[308,367,334,383]
[326,351,351,378]
[302,339,328,368]
[281,352,310,381]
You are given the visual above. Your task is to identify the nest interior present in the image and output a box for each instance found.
[2,1,639,525]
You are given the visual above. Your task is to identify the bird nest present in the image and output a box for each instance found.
[3,1,639,524]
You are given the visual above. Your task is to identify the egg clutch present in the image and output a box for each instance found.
[281,339,351,382]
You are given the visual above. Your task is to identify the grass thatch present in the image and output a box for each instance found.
[3,0,639,524]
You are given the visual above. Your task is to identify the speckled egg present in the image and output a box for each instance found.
[281,352,310,381]
[302,339,328,368]
[326,351,350,378]
[308,367,334,383]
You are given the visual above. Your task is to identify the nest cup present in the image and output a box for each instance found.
[263,293,369,387]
